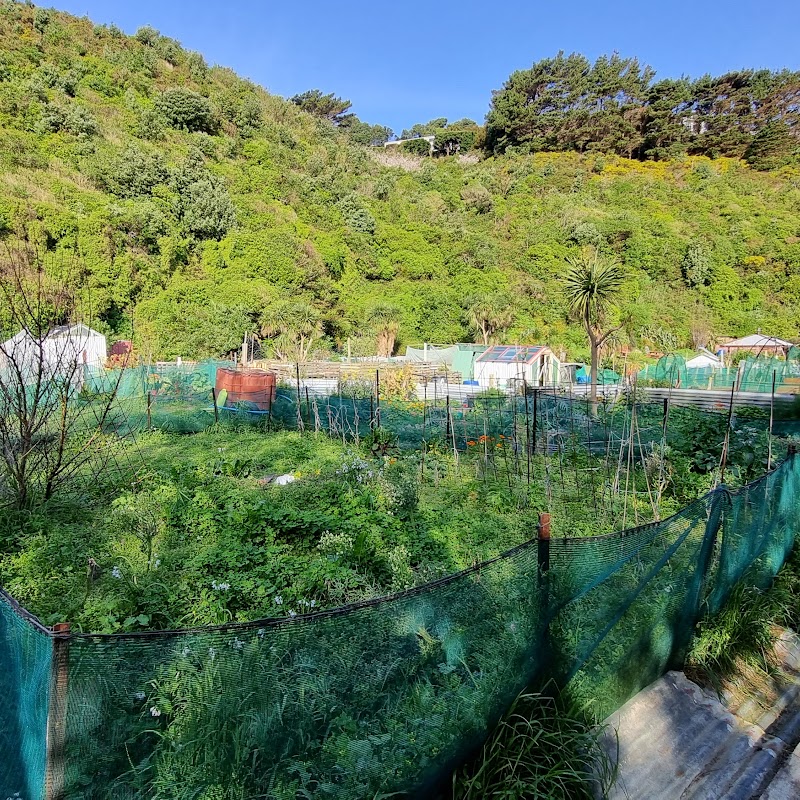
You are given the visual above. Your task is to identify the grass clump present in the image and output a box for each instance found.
[451,688,615,799]
[687,553,800,690]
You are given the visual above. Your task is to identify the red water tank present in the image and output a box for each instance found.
[215,368,276,411]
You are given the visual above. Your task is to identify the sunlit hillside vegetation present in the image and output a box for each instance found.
[0,2,799,361]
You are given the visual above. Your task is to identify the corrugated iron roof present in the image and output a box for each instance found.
[724,334,793,349]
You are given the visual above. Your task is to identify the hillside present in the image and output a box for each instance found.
[0,2,799,362]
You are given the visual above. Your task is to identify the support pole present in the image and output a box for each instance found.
[537,513,551,586]
[719,381,736,485]
[146,390,152,430]
[523,378,531,485]
[211,387,219,425]
[768,370,776,471]
[44,622,71,800]
[295,363,303,432]
[375,369,381,429]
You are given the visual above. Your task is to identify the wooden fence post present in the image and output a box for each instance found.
[44,622,71,800]
[537,512,551,580]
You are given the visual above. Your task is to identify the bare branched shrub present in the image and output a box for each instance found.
[0,244,125,509]
[370,149,423,172]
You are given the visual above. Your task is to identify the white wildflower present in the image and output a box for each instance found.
[149,706,161,717]
[273,595,283,605]
[111,566,122,579]
[208,647,216,660]
[133,691,146,702]
[288,610,297,618]
[232,637,243,651]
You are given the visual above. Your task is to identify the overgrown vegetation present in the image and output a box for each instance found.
[451,688,615,800]
[0,3,798,366]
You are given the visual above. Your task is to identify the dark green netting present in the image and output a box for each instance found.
[0,592,52,799]
[639,355,800,393]
[3,455,798,799]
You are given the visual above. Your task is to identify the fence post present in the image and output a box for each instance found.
[537,512,551,584]
[146,391,152,430]
[211,387,219,425]
[375,369,381,429]
[44,622,70,800]
[532,388,539,456]
[295,363,304,432]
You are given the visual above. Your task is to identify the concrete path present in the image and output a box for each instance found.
[601,630,800,800]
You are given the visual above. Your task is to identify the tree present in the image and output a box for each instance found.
[155,88,218,133]
[682,241,713,288]
[0,245,124,509]
[368,305,401,357]
[563,252,625,404]
[338,115,393,145]
[260,301,323,362]
[744,121,798,170]
[465,296,513,345]
[290,90,351,124]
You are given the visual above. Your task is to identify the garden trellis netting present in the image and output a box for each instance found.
[638,353,800,393]
[2,453,799,799]
[4,364,800,798]
[83,359,799,449]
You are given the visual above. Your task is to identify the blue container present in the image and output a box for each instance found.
[464,380,479,386]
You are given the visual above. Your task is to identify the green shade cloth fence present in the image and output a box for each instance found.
[638,354,800,393]
[3,453,799,799]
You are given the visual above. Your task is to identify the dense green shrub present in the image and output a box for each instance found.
[90,144,169,197]
[155,87,217,133]
[39,102,98,137]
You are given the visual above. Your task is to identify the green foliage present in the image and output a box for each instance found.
[155,87,217,133]
[452,689,615,799]
[682,241,713,287]
[290,89,351,123]
[39,102,98,137]
[744,121,798,171]
[486,52,800,163]
[134,25,160,46]
[0,8,797,360]
[401,137,432,157]
[91,144,168,197]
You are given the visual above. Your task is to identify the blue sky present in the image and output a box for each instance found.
[54,0,800,135]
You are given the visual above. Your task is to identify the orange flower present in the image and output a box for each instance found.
[496,442,502,448]
[467,440,476,446]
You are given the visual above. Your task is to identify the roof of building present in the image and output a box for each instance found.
[475,345,547,364]
[48,323,103,338]
[724,334,793,349]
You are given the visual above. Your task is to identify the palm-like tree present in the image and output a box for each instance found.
[260,301,323,363]
[466,296,514,346]
[564,252,625,404]
[368,304,401,358]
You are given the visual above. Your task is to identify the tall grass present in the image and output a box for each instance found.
[686,551,800,691]
[451,687,616,800]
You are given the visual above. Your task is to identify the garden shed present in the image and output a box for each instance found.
[474,345,559,388]
[0,323,107,380]
[686,348,723,370]
[720,334,792,358]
